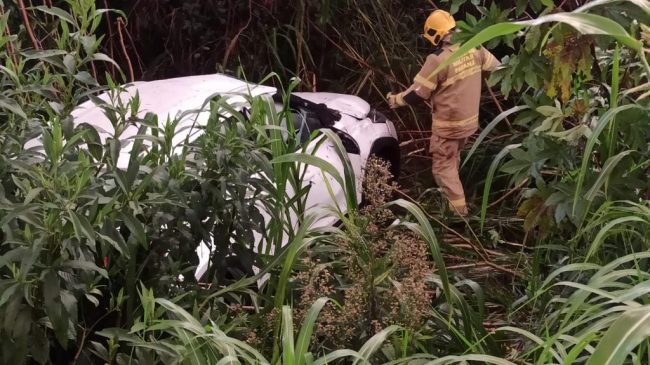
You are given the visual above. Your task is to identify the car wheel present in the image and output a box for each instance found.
[368,137,400,181]
[360,138,400,207]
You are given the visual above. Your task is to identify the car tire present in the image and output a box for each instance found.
[360,138,400,207]
[368,137,400,182]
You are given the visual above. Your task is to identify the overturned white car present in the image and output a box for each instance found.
[25,74,400,280]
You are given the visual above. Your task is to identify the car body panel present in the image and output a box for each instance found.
[293,92,371,119]
[25,74,277,169]
[21,74,398,281]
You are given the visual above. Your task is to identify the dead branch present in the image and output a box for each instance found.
[488,178,529,209]
[117,17,135,82]
[394,189,523,278]
[102,0,116,77]
[484,78,512,129]
[222,0,252,68]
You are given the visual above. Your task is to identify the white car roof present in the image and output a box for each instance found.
[72,74,276,125]
[26,74,276,168]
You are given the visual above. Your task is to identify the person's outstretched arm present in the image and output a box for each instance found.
[386,54,441,109]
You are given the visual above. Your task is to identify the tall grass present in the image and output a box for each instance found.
[2,0,650,364]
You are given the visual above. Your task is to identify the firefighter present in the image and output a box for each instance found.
[386,9,500,217]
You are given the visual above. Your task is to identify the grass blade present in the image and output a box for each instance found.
[576,0,650,15]
[425,354,518,365]
[319,129,358,209]
[585,216,648,260]
[387,200,452,312]
[586,305,650,365]
[282,305,295,365]
[427,11,641,81]
[480,144,521,231]
[462,105,529,168]
[354,325,402,365]
[296,297,330,365]
[272,153,344,190]
[572,105,642,216]
[585,150,634,202]
[313,350,364,365]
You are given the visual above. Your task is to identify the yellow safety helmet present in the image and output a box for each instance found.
[423,10,456,47]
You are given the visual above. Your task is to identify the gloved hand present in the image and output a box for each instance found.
[386,92,401,109]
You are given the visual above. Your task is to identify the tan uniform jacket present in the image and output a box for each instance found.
[406,44,500,139]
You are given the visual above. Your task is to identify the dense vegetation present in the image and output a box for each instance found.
[1,0,649,364]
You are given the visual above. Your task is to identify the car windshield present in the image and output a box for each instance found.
[275,93,341,146]
[286,108,322,145]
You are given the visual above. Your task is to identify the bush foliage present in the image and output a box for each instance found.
[0,0,649,364]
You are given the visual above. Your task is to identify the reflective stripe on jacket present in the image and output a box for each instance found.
[407,44,500,139]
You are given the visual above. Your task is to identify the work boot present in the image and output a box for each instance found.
[448,201,468,217]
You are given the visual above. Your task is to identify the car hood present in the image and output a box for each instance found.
[292,92,370,119]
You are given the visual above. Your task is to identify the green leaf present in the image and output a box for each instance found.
[0,94,28,120]
[428,12,641,80]
[43,271,69,348]
[22,49,68,60]
[34,6,75,24]
[496,327,563,363]
[481,144,522,231]
[0,248,29,270]
[77,123,103,161]
[154,298,203,331]
[30,326,50,365]
[586,216,648,260]
[295,298,330,365]
[92,53,121,69]
[518,13,641,50]
[63,53,76,74]
[587,305,650,365]
[585,150,634,201]
[68,211,96,248]
[0,204,40,227]
[355,325,402,364]
[427,23,524,79]
[576,0,650,15]
[74,71,99,86]
[119,212,146,247]
[23,187,43,204]
[387,200,452,313]
[541,0,555,8]
[63,260,108,278]
[463,105,528,168]
[319,129,358,209]
[313,350,364,365]
[272,153,344,191]
[573,105,642,215]
[271,215,320,364]
[426,354,519,365]
[545,124,592,142]
[282,306,295,365]
[0,283,19,307]
[525,26,542,53]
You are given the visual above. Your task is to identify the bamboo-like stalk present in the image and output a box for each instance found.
[102,0,116,77]
[16,0,41,50]
[0,4,19,68]
[117,16,134,82]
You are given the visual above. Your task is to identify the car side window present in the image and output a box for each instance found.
[289,108,323,146]
[288,109,309,145]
